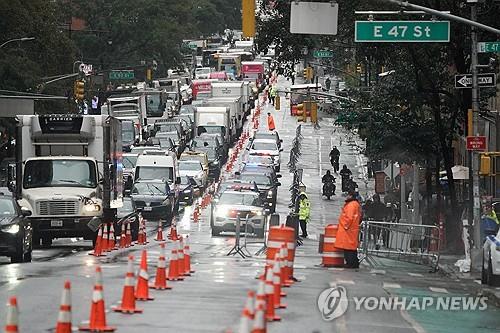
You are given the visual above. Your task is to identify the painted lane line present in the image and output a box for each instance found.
[370,269,386,275]
[429,287,449,294]
[408,272,424,277]
[383,282,402,289]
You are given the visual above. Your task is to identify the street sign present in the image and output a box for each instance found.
[454,73,496,89]
[355,21,450,42]
[188,43,198,49]
[478,42,500,53]
[466,136,486,151]
[109,70,135,80]
[313,50,333,58]
[384,163,400,179]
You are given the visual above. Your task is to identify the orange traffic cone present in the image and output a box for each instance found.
[4,296,19,333]
[135,250,154,301]
[272,254,286,309]
[264,263,280,322]
[167,248,184,281]
[193,206,200,223]
[119,223,127,249]
[168,219,178,240]
[155,220,164,241]
[238,290,255,333]
[184,235,194,274]
[150,243,172,290]
[113,255,143,313]
[55,281,72,333]
[125,222,132,247]
[90,225,104,257]
[101,224,109,252]
[281,245,293,286]
[108,224,116,251]
[251,304,267,333]
[177,239,187,276]
[255,277,266,310]
[79,266,115,332]
[137,220,145,245]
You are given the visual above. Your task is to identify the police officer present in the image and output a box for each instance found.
[298,191,311,238]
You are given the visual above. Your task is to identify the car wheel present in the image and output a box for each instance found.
[488,256,500,286]
[482,252,488,284]
[211,226,221,237]
[23,247,32,263]
[41,236,52,248]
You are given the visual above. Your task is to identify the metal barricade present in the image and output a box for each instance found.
[358,220,441,271]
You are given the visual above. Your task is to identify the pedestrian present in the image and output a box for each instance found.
[334,190,362,268]
[297,190,311,238]
[270,85,277,105]
[291,71,296,85]
[91,95,99,115]
[339,165,352,192]
[325,77,331,91]
[267,112,276,131]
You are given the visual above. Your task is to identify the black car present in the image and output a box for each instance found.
[179,176,199,205]
[0,192,33,263]
[116,197,139,241]
[236,172,281,213]
[156,131,186,157]
[131,180,174,222]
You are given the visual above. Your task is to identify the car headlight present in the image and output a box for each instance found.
[215,207,229,218]
[83,204,101,213]
[253,210,262,216]
[4,224,19,234]
[267,190,273,198]
[183,189,191,193]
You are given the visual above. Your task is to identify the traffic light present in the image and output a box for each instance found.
[303,68,309,79]
[480,154,491,176]
[74,80,85,101]
[356,64,362,73]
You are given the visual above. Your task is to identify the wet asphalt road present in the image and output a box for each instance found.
[0,77,499,332]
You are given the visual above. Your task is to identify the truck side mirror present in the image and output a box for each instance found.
[20,207,32,217]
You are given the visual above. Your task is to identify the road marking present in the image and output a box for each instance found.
[383,282,402,289]
[331,279,355,286]
[429,287,448,294]
[318,137,322,176]
[408,272,424,277]
[327,267,345,271]
[474,280,481,285]
[370,269,386,275]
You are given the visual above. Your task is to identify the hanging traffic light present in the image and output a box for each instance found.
[356,64,362,73]
[74,80,85,100]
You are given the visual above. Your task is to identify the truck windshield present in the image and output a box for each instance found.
[197,126,223,136]
[146,95,163,117]
[135,166,173,183]
[122,123,135,143]
[23,160,97,189]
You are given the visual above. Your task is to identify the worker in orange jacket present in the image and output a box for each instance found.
[267,112,276,131]
[334,190,362,268]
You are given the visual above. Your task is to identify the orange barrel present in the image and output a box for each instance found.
[266,225,296,276]
[321,224,344,267]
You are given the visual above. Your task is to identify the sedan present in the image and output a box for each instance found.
[179,160,207,189]
[131,180,174,222]
[210,190,266,238]
[237,172,281,213]
[248,138,282,172]
[0,193,33,263]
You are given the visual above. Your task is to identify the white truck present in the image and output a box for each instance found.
[211,82,245,135]
[194,106,231,147]
[12,115,123,247]
[203,97,242,139]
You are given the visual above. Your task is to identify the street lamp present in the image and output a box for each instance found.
[0,37,35,49]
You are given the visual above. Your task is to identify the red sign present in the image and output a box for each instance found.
[466,136,486,151]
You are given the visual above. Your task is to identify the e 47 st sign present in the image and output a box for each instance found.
[355,21,450,42]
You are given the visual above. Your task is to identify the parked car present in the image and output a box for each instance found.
[210,189,266,237]
[0,191,33,262]
[482,228,500,286]
[179,160,207,189]
[131,180,174,222]
[247,138,282,172]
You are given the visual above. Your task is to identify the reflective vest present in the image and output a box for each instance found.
[298,192,310,221]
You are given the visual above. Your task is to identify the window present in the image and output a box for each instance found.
[132,182,169,195]
[252,142,277,151]
[135,166,173,182]
[0,198,16,216]
[123,155,138,169]
[179,161,202,171]
[23,160,97,189]
[240,174,271,186]
[219,192,258,206]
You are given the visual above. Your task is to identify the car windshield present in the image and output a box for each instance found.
[157,133,178,142]
[198,126,222,135]
[0,198,16,216]
[132,182,168,195]
[146,94,163,117]
[157,124,179,133]
[192,138,215,149]
[246,155,273,165]
[182,155,204,165]
[240,174,271,186]
[159,139,173,149]
[123,155,138,169]
[255,133,277,141]
[252,141,277,151]
[23,159,97,189]
[219,192,259,206]
[179,105,194,115]
[135,166,173,182]
[180,161,202,171]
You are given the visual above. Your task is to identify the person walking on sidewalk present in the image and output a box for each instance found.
[298,191,311,238]
[267,112,276,131]
[270,85,277,105]
[335,190,362,268]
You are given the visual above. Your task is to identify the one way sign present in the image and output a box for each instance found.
[455,73,496,89]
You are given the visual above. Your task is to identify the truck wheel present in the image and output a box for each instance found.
[41,237,52,248]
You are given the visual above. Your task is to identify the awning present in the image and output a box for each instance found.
[439,165,469,180]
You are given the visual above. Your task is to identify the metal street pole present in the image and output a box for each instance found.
[0,37,35,49]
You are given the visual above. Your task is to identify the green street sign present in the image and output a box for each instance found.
[188,43,198,49]
[109,70,135,80]
[478,42,500,53]
[313,50,333,58]
[355,21,450,43]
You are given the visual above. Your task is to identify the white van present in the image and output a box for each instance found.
[135,150,181,211]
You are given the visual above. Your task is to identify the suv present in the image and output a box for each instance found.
[156,131,186,157]
[131,180,174,222]
[236,172,281,213]
[248,138,282,172]
[210,189,266,238]
[0,191,33,262]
